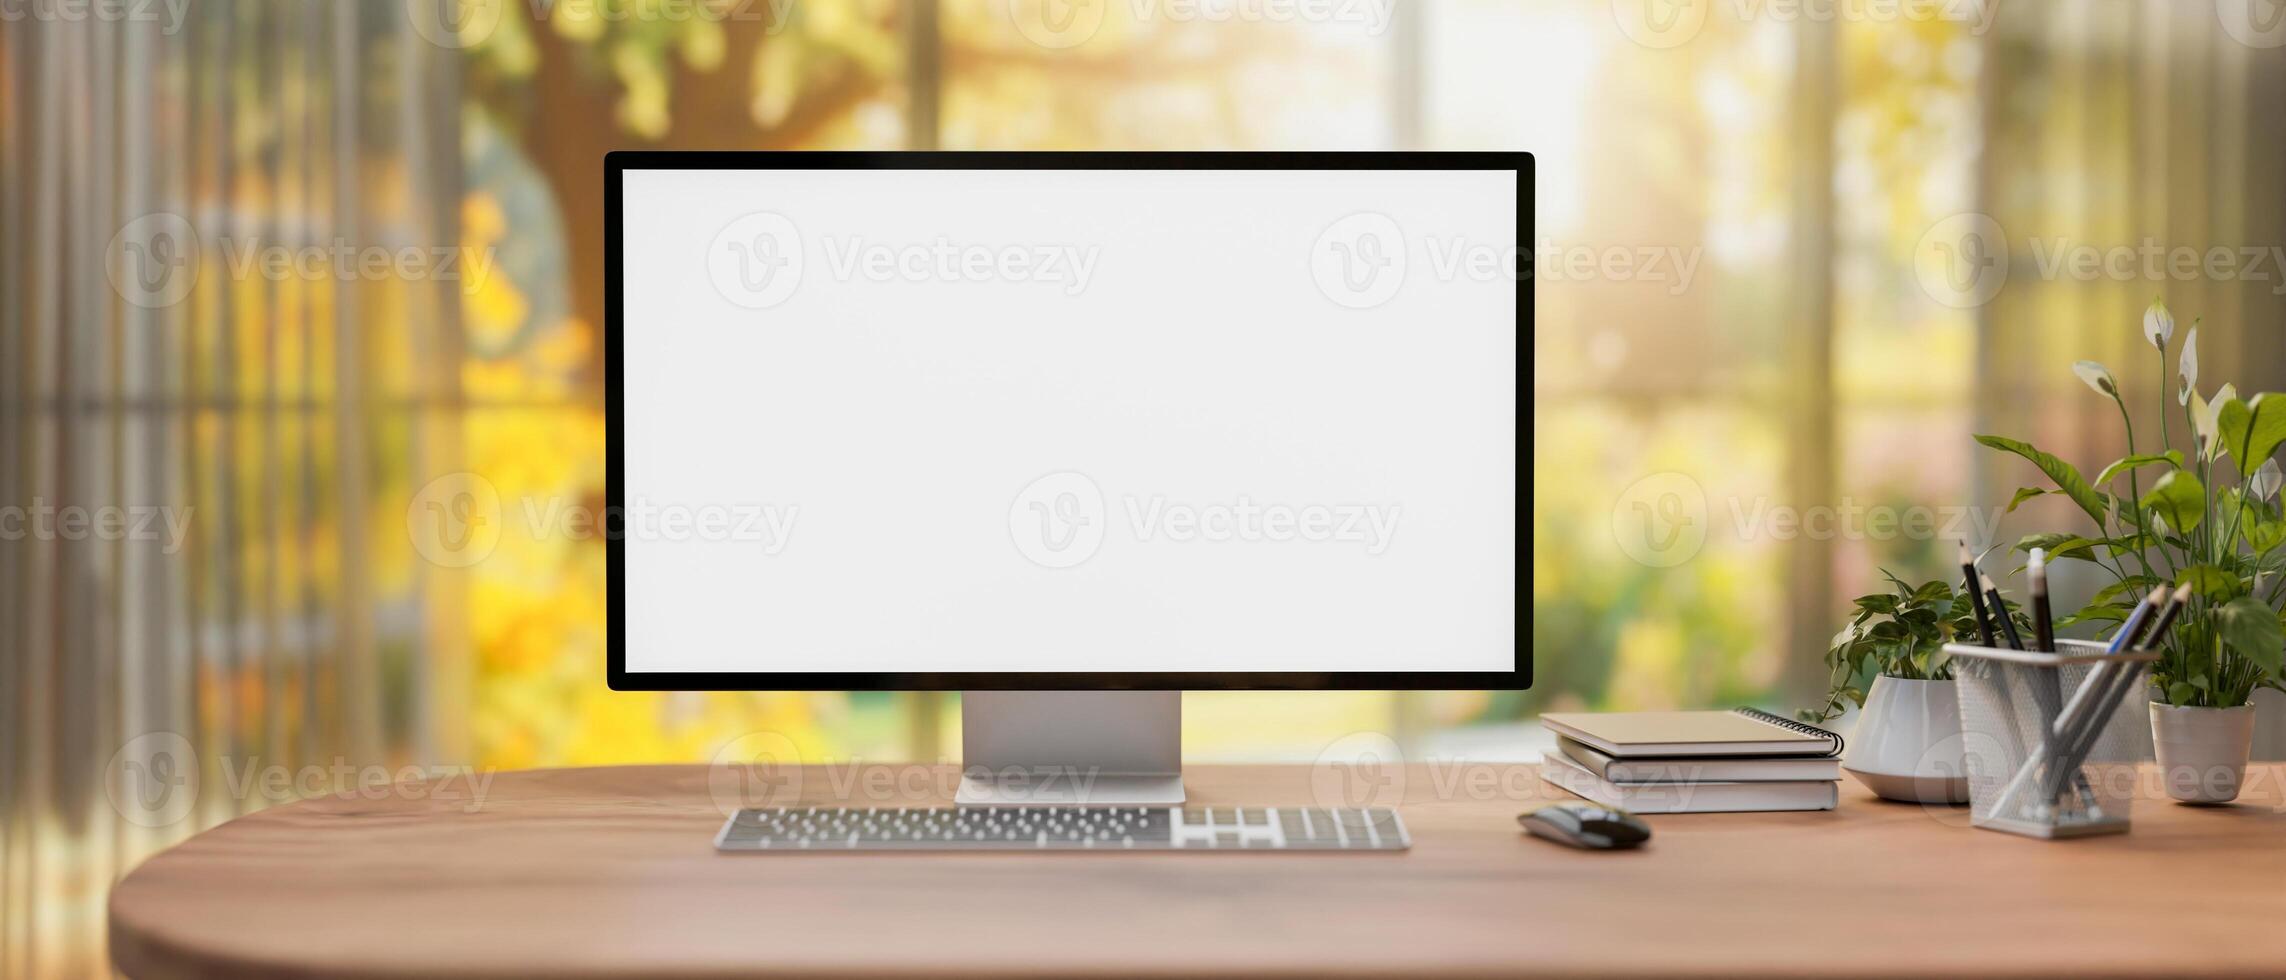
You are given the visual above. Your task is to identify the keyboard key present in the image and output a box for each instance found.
[717,806,1406,852]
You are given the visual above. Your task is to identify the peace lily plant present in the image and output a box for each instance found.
[1978,301,2286,802]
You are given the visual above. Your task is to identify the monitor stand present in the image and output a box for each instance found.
[956,691,1185,806]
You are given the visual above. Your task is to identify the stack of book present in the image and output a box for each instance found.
[1538,709,1844,813]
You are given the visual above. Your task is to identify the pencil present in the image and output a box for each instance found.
[1983,574,2025,651]
[1960,540,1995,647]
[2028,548,2055,653]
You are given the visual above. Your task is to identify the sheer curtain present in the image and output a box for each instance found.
[0,4,463,975]
[1971,2,2286,753]
[1525,4,2286,730]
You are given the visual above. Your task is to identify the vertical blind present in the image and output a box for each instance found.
[0,4,463,975]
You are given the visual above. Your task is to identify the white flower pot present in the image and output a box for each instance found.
[2149,702,2255,805]
[1843,675,1969,804]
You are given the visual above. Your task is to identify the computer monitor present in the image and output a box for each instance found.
[607,151,1527,803]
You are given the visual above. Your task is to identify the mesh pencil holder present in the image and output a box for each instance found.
[1945,639,2157,840]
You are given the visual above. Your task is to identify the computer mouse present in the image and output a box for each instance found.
[1518,802,1651,850]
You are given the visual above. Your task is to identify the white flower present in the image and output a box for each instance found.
[2143,298,2174,350]
[2072,360,2117,398]
[2197,383,2237,459]
[2255,459,2283,502]
[2177,324,2198,405]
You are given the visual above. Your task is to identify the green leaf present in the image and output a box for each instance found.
[2247,520,2286,554]
[2168,681,2197,706]
[1853,594,1899,615]
[1909,579,1952,605]
[2057,603,2135,629]
[2216,393,2286,479]
[2107,531,2157,556]
[2139,470,2206,534]
[2090,576,2163,608]
[1975,435,2108,527]
[2092,452,2182,488]
[2216,595,2285,681]
[2004,487,2047,514]
[2014,533,2100,562]
[2178,564,2247,602]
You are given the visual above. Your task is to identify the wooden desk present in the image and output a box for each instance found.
[110,763,2286,978]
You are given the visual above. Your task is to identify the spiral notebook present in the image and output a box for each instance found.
[1538,708,1844,759]
[1539,751,1839,813]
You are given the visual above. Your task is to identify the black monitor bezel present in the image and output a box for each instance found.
[605,150,1530,691]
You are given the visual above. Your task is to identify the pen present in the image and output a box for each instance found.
[2051,586,2181,799]
[2117,582,2186,653]
[2062,583,2191,766]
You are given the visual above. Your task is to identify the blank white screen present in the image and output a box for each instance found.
[621,167,1516,673]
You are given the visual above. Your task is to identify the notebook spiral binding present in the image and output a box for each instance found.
[1735,707,1845,756]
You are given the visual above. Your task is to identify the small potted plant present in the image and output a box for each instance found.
[1802,573,2025,803]
[1978,300,2285,803]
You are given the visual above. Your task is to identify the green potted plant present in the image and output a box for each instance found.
[1803,573,2028,803]
[1977,301,2286,803]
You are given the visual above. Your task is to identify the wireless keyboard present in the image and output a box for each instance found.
[715,806,1409,852]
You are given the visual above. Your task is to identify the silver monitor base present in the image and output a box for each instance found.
[955,691,1185,806]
